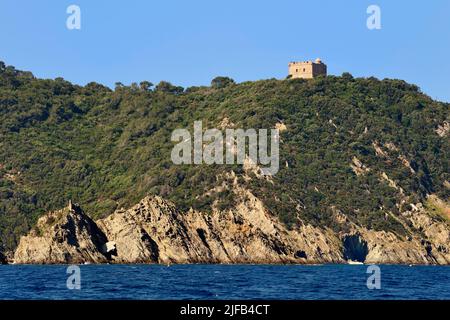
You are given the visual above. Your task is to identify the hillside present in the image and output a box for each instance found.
[0,62,449,256]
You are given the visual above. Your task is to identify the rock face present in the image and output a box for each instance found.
[13,192,450,265]
[0,251,7,264]
[97,193,343,264]
[14,203,111,264]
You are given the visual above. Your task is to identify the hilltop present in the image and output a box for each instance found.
[0,62,449,262]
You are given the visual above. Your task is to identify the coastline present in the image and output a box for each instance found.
[3,260,450,266]
[7,194,450,266]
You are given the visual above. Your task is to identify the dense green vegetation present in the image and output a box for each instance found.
[0,62,448,251]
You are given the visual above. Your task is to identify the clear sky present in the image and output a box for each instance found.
[1,0,449,101]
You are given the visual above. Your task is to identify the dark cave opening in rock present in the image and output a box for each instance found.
[342,234,369,263]
[294,250,307,259]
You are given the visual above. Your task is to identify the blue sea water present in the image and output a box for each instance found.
[0,264,449,300]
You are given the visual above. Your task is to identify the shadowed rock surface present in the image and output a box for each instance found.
[0,251,6,264]
[13,203,110,264]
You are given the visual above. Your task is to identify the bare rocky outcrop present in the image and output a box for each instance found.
[96,193,343,264]
[330,207,450,265]
[436,121,449,137]
[12,192,450,265]
[353,228,447,265]
[350,156,370,176]
[13,202,111,264]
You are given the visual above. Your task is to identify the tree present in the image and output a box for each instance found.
[114,82,124,91]
[155,81,184,94]
[341,72,354,80]
[139,81,154,92]
[130,82,139,91]
[84,82,110,92]
[211,76,235,89]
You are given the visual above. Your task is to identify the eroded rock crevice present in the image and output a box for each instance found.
[342,234,369,263]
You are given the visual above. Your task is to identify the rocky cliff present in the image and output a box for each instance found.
[13,202,111,264]
[96,192,342,264]
[13,187,450,265]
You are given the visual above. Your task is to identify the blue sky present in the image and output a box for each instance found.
[1,0,449,101]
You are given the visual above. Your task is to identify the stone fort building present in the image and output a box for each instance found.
[288,58,327,79]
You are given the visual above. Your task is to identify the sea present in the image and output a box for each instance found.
[0,264,449,300]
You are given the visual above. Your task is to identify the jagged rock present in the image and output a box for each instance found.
[336,212,450,265]
[14,203,111,264]
[350,156,370,176]
[12,192,450,265]
[96,192,344,264]
[436,121,449,137]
